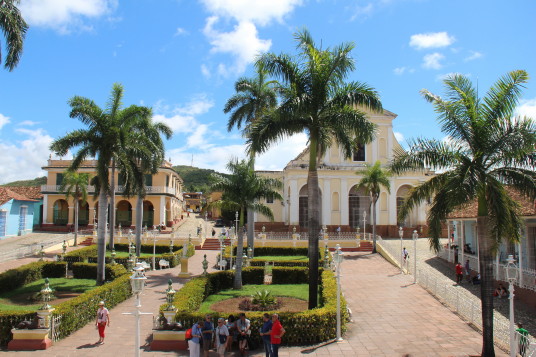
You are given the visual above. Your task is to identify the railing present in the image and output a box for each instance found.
[41,185,178,196]
[0,233,73,263]
[253,231,369,241]
[49,314,62,342]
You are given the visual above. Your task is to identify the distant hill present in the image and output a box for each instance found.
[173,165,227,193]
[1,176,47,187]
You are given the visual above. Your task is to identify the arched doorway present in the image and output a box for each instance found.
[348,186,371,229]
[143,201,154,227]
[116,200,132,227]
[396,185,414,226]
[53,199,69,225]
[78,202,89,226]
[298,184,322,228]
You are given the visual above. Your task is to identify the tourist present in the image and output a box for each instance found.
[494,284,508,298]
[236,313,251,356]
[259,313,272,357]
[464,259,471,282]
[189,321,204,357]
[215,317,229,357]
[270,313,285,357]
[455,262,463,284]
[226,314,237,352]
[402,247,409,270]
[516,322,529,356]
[202,314,214,357]
[471,273,481,285]
[95,301,110,345]
[212,228,216,237]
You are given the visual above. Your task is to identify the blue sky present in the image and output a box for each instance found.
[0,0,535,184]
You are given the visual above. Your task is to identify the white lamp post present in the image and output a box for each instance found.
[235,211,239,239]
[505,255,518,357]
[399,227,404,273]
[362,211,367,239]
[412,230,418,283]
[205,212,208,239]
[333,244,344,341]
[152,230,157,271]
[124,263,151,357]
[218,234,225,270]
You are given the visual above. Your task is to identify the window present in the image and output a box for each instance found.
[266,194,274,204]
[0,210,7,237]
[118,173,125,186]
[145,174,153,186]
[352,143,366,162]
[18,206,27,235]
[56,173,64,186]
[166,175,170,187]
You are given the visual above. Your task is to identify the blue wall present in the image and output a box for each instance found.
[0,199,36,239]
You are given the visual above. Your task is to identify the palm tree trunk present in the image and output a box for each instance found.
[247,156,255,254]
[135,195,143,257]
[372,197,377,253]
[96,190,108,285]
[478,215,496,356]
[74,197,79,246]
[307,137,320,309]
[109,159,116,249]
[234,209,245,290]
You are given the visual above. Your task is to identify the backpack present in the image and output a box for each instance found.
[185,328,193,340]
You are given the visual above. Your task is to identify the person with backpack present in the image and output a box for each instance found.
[188,321,204,357]
[215,317,230,357]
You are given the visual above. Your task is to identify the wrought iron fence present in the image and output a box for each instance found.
[0,233,73,263]
[49,314,62,342]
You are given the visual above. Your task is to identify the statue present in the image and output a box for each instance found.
[155,316,183,331]
[16,315,44,330]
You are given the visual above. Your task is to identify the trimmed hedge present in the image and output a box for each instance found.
[0,262,67,295]
[0,312,36,346]
[271,267,309,284]
[72,263,127,281]
[166,267,348,346]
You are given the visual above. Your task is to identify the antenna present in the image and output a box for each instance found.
[191,154,193,167]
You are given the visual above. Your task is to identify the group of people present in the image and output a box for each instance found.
[493,283,509,298]
[454,260,480,285]
[188,313,285,357]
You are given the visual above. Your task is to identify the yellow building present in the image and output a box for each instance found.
[256,109,434,237]
[40,159,184,230]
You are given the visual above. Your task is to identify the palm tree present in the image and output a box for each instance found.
[390,70,536,357]
[208,158,282,289]
[356,161,391,253]
[59,171,90,246]
[0,0,28,71]
[51,83,157,285]
[224,68,278,250]
[249,29,383,308]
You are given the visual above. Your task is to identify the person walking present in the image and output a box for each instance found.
[95,301,110,345]
[402,247,409,271]
[270,313,285,357]
[455,262,463,284]
[202,314,214,357]
[236,313,251,356]
[259,313,272,357]
[464,259,471,282]
[215,317,229,357]
[189,321,204,357]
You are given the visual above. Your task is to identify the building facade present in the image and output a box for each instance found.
[0,187,41,238]
[40,159,184,230]
[256,109,434,237]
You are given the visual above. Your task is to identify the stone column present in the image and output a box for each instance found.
[340,179,348,225]
[289,180,299,225]
[323,180,331,226]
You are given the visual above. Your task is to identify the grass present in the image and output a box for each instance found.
[253,255,308,262]
[199,284,308,313]
[0,278,97,312]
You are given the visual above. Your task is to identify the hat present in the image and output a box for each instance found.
[98,301,105,305]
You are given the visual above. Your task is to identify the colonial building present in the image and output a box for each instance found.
[256,109,434,237]
[0,187,42,238]
[40,159,184,230]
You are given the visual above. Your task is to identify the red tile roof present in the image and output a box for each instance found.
[4,186,43,200]
[0,187,40,206]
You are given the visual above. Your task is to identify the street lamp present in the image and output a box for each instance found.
[124,263,150,357]
[235,211,239,239]
[247,247,253,260]
[218,233,225,270]
[152,230,157,271]
[362,211,367,239]
[333,244,344,342]
[505,255,518,357]
[323,225,328,248]
[412,230,418,283]
[399,227,403,273]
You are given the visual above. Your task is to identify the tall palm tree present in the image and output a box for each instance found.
[249,29,383,308]
[59,171,90,246]
[356,161,391,253]
[208,158,282,289]
[51,83,156,285]
[390,70,536,357]
[224,68,278,250]
[0,0,28,71]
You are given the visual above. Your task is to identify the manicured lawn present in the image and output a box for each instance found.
[199,284,308,313]
[0,278,97,311]
[253,255,308,261]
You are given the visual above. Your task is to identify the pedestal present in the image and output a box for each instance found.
[150,330,187,351]
[163,310,177,324]
[37,308,55,328]
[8,329,52,350]
[178,257,191,278]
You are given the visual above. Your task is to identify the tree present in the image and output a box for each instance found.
[59,171,90,246]
[0,0,28,71]
[249,29,383,308]
[51,83,156,285]
[390,70,536,356]
[224,68,278,250]
[208,158,282,289]
[356,161,391,253]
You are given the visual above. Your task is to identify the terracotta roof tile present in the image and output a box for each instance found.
[0,187,39,206]
[4,186,43,200]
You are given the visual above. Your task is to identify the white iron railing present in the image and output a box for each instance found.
[41,185,178,196]
[0,233,73,263]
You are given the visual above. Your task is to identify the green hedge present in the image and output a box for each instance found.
[72,263,127,281]
[166,267,347,345]
[228,246,309,257]
[0,312,36,346]
[271,267,309,284]
[0,262,67,295]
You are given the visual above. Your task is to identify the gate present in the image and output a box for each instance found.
[49,314,62,342]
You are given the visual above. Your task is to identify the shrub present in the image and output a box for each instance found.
[72,263,128,281]
[42,262,68,278]
[0,311,35,346]
[271,267,309,284]
[251,290,276,306]
[0,261,67,295]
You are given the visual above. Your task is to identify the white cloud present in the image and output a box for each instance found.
[0,114,10,130]
[255,133,308,171]
[435,72,471,82]
[393,66,414,75]
[203,17,272,76]
[0,128,54,184]
[394,131,405,143]
[19,0,117,33]
[516,98,536,119]
[410,32,455,50]
[200,0,302,26]
[464,50,483,62]
[349,3,374,21]
[422,52,444,70]
[153,95,214,133]
[200,64,211,78]
[186,124,209,148]
[174,27,188,36]
[18,120,39,126]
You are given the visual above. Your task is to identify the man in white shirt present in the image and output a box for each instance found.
[215,317,229,357]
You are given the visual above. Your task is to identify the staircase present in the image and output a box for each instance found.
[329,240,373,252]
[200,238,231,250]
[78,237,94,246]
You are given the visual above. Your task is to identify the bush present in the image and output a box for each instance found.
[271,267,309,284]
[42,262,67,278]
[0,261,68,295]
[0,311,35,346]
[72,263,128,281]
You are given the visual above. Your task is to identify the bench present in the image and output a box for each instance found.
[159,259,170,269]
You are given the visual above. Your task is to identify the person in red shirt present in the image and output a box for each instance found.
[270,313,285,357]
[455,262,463,284]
